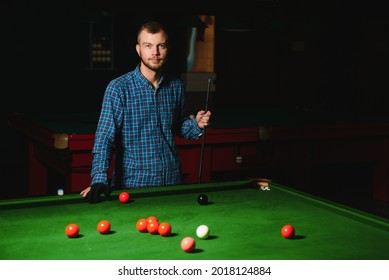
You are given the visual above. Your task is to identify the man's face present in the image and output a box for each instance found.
[136,30,168,72]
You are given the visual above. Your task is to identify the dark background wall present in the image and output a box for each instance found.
[2,0,389,198]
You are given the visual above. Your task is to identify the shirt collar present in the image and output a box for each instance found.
[134,64,165,89]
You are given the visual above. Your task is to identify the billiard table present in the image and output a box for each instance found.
[8,108,389,202]
[1,180,389,260]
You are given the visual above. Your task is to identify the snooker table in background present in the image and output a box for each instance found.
[7,108,389,203]
[1,180,389,260]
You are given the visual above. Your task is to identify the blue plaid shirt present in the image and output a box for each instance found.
[91,64,203,188]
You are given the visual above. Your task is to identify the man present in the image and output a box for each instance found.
[81,21,211,203]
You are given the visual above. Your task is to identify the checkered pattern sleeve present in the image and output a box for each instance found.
[90,65,203,188]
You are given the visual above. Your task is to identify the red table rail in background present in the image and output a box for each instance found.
[8,110,389,203]
[8,112,259,196]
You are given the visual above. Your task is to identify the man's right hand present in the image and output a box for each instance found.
[80,183,111,203]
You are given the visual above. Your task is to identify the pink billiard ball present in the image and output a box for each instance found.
[281,224,295,239]
[181,237,195,252]
[119,192,130,203]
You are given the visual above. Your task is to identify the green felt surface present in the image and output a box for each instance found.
[1,180,389,260]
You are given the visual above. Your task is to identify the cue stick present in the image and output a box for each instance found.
[198,77,212,184]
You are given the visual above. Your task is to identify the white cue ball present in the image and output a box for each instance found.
[235,155,243,164]
[196,225,210,239]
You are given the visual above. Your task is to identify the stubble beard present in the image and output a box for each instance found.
[140,56,165,72]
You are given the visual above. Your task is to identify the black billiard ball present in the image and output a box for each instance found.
[197,194,208,205]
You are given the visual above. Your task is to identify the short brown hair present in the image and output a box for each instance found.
[137,21,169,44]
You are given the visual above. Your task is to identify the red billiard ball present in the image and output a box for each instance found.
[197,194,208,205]
[181,237,195,252]
[281,224,295,239]
[147,216,158,224]
[97,220,111,234]
[119,192,130,203]
[147,220,160,234]
[158,222,172,236]
[136,218,148,232]
[65,223,79,238]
